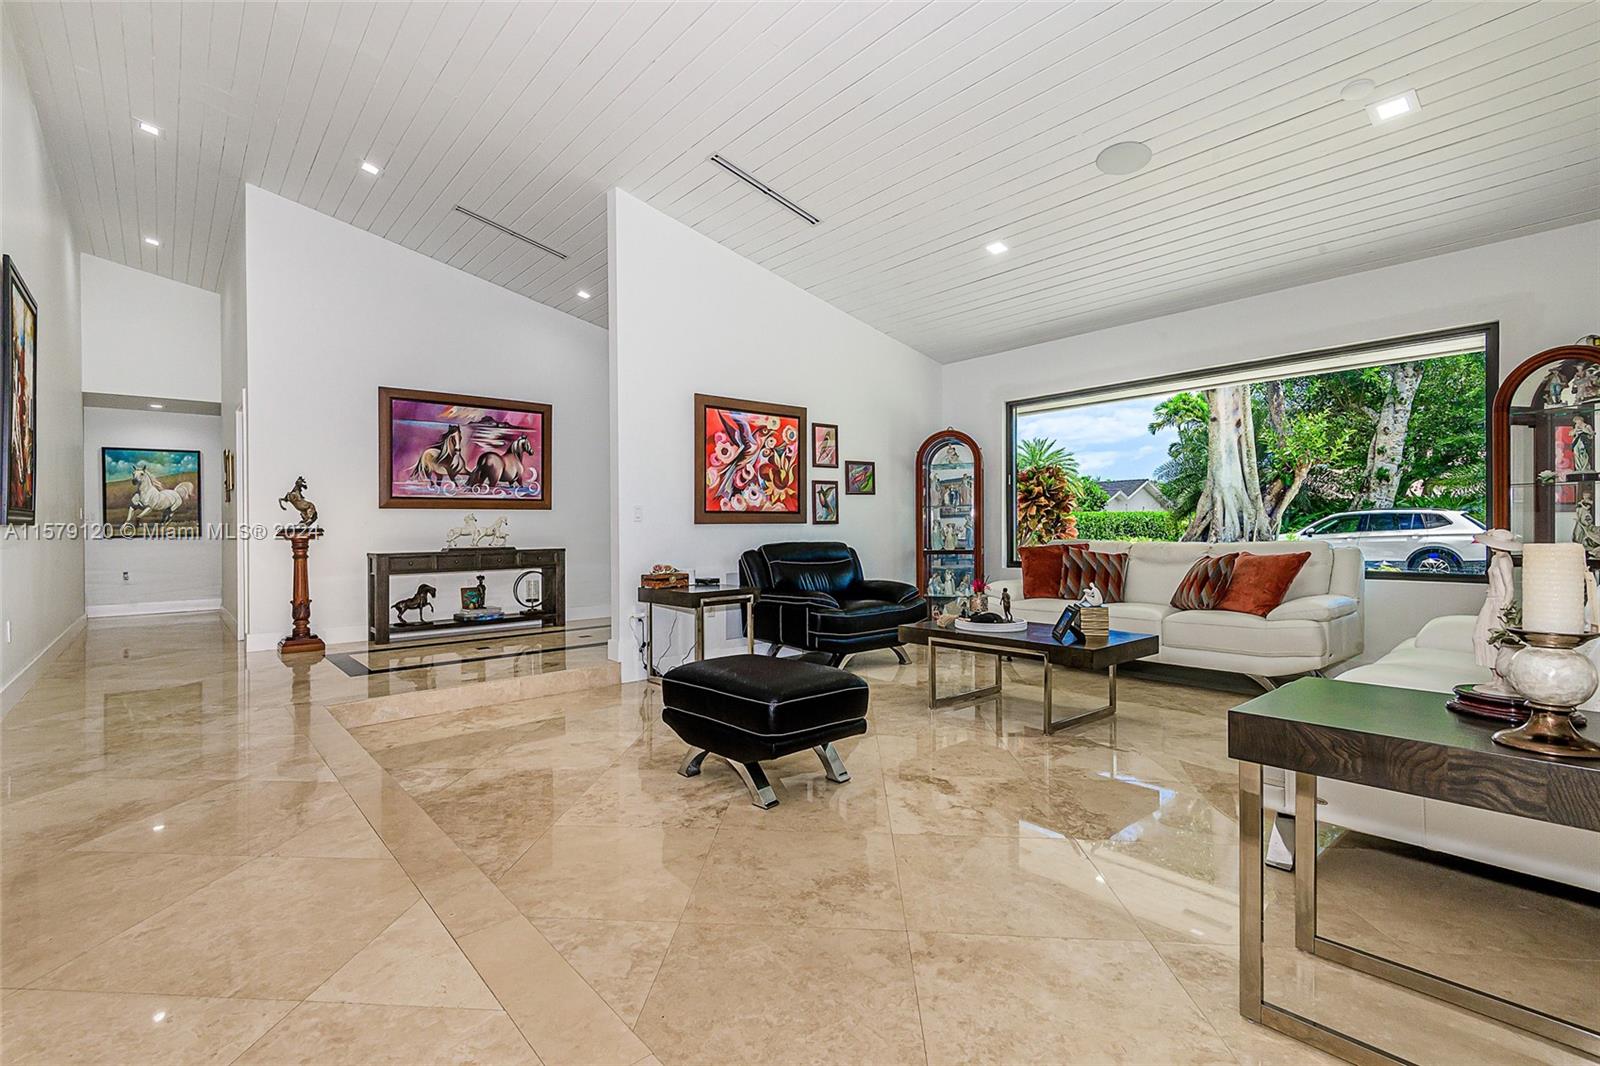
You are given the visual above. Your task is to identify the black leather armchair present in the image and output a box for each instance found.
[738,542,928,665]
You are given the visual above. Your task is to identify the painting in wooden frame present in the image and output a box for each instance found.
[102,447,202,538]
[845,460,876,495]
[694,392,806,524]
[3,255,38,524]
[379,387,552,510]
[813,480,839,525]
[812,422,839,467]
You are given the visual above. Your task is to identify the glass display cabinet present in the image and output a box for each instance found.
[915,429,983,609]
[1492,344,1600,557]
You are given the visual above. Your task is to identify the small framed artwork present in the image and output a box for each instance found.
[844,460,875,495]
[695,393,806,523]
[102,447,202,537]
[379,387,552,509]
[3,255,38,525]
[812,423,838,467]
[1051,604,1082,644]
[813,480,839,524]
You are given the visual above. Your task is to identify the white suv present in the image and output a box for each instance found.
[1285,508,1487,574]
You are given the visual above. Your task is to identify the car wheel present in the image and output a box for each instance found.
[1408,548,1462,574]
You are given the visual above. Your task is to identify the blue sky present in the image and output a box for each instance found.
[1017,393,1180,482]
[103,449,200,480]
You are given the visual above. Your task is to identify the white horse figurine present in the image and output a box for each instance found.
[124,463,193,528]
[444,513,481,550]
[475,516,510,547]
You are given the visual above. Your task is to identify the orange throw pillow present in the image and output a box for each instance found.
[1019,543,1071,599]
[1216,551,1310,617]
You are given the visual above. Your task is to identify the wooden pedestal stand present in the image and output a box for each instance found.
[277,527,326,655]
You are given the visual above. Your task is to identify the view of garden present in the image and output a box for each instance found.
[1014,349,1490,563]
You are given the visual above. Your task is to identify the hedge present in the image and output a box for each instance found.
[1070,510,1179,541]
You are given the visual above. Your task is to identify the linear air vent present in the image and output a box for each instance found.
[708,154,820,226]
[452,205,566,260]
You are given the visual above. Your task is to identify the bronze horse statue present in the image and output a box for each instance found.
[278,476,318,526]
[410,425,467,485]
[392,583,437,624]
[467,436,535,490]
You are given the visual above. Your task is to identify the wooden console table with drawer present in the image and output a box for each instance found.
[367,547,565,645]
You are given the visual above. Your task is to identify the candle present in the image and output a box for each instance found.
[1521,543,1588,635]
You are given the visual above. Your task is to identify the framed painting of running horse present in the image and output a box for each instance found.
[694,393,806,524]
[3,255,38,525]
[378,387,552,509]
[101,448,202,537]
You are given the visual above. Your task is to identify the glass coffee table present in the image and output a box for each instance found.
[897,619,1159,734]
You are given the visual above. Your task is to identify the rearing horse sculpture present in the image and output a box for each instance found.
[278,476,318,527]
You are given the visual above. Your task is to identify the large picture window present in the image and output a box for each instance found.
[1007,326,1497,578]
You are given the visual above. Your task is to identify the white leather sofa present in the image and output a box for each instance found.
[1270,615,1600,891]
[990,539,1365,684]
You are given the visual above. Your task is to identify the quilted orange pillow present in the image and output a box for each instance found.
[1019,544,1073,600]
[1171,553,1237,611]
[1216,551,1310,617]
[1060,545,1127,603]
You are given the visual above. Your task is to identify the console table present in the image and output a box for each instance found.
[368,547,565,645]
[1230,678,1600,1064]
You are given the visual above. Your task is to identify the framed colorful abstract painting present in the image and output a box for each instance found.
[379,387,551,509]
[694,393,806,524]
[813,481,839,524]
[812,423,838,467]
[102,448,202,537]
[845,460,876,495]
[3,255,38,525]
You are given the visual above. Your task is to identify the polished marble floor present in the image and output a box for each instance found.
[2,613,1592,1064]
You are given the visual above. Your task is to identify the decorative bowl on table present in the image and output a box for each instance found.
[954,618,1028,633]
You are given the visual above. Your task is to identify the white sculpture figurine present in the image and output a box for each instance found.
[476,516,511,547]
[1471,529,1522,694]
[444,513,481,550]
[1076,583,1105,608]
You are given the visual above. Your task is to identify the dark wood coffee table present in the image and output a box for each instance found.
[897,619,1159,734]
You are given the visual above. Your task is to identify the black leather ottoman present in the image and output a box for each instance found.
[660,654,870,809]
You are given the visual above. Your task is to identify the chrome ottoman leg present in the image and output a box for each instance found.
[813,743,851,783]
[678,748,709,778]
[727,760,779,809]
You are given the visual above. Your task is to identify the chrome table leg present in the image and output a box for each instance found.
[813,743,850,783]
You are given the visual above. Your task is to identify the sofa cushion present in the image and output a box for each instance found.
[1164,610,1328,659]
[1060,544,1127,602]
[811,598,928,636]
[1123,542,1210,605]
[1216,551,1310,617]
[1266,594,1358,623]
[1170,553,1238,611]
[1228,539,1332,601]
[1109,602,1178,635]
[1019,543,1072,600]
[770,557,856,598]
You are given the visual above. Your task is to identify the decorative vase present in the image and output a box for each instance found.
[1493,630,1600,758]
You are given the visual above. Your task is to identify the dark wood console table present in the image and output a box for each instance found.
[368,547,565,645]
[1230,678,1600,1064]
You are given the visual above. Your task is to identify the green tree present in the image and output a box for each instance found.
[1013,436,1082,545]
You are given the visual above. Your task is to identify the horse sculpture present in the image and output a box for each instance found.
[444,513,481,550]
[475,516,510,547]
[278,476,318,527]
[410,425,467,486]
[467,437,535,490]
[392,583,437,625]
[123,462,194,529]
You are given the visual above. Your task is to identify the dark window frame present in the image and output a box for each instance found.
[1004,322,1500,582]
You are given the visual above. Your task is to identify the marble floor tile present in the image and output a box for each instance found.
[308,900,500,1009]
[909,931,1236,1065]
[635,922,926,1066]
[233,1001,540,1065]
[715,737,891,832]
[0,989,296,1066]
[534,918,677,1025]
[682,827,905,930]
[407,766,582,879]
[497,825,715,921]
[554,763,742,829]
[72,779,359,856]
[895,833,1144,940]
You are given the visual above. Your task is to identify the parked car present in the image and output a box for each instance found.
[1283,508,1487,573]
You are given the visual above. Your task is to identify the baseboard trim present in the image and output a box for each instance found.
[1,614,87,716]
[86,598,222,619]
[218,605,240,640]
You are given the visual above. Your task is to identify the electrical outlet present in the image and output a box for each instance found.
[632,506,643,523]
[122,571,130,582]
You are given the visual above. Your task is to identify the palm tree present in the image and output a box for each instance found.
[1014,436,1084,544]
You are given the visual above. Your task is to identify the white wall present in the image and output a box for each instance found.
[241,186,610,650]
[82,407,222,615]
[609,189,944,682]
[81,254,220,402]
[943,221,1600,663]
[218,211,247,635]
[0,12,86,709]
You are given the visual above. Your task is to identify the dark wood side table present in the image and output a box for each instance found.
[637,585,758,681]
[367,547,565,645]
[1229,677,1600,1064]
[897,619,1159,734]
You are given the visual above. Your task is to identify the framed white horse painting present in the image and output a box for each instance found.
[101,447,202,537]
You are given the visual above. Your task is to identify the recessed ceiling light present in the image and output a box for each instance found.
[1367,90,1420,125]
[360,160,382,176]
[1096,141,1152,176]
[138,119,160,136]
[985,241,1009,256]
[576,289,591,300]
[148,403,164,410]
[143,236,160,247]
[1339,78,1376,102]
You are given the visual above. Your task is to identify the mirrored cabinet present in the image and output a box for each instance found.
[1492,344,1600,558]
[915,429,983,608]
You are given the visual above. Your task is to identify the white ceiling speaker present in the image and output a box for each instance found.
[1095,141,1152,176]
[1340,78,1376,102]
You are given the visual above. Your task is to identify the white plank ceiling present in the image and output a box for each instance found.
[8,1,1598,362]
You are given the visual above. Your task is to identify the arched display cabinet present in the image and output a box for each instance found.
[915,429,983,609]
[1491,344,1600,556]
